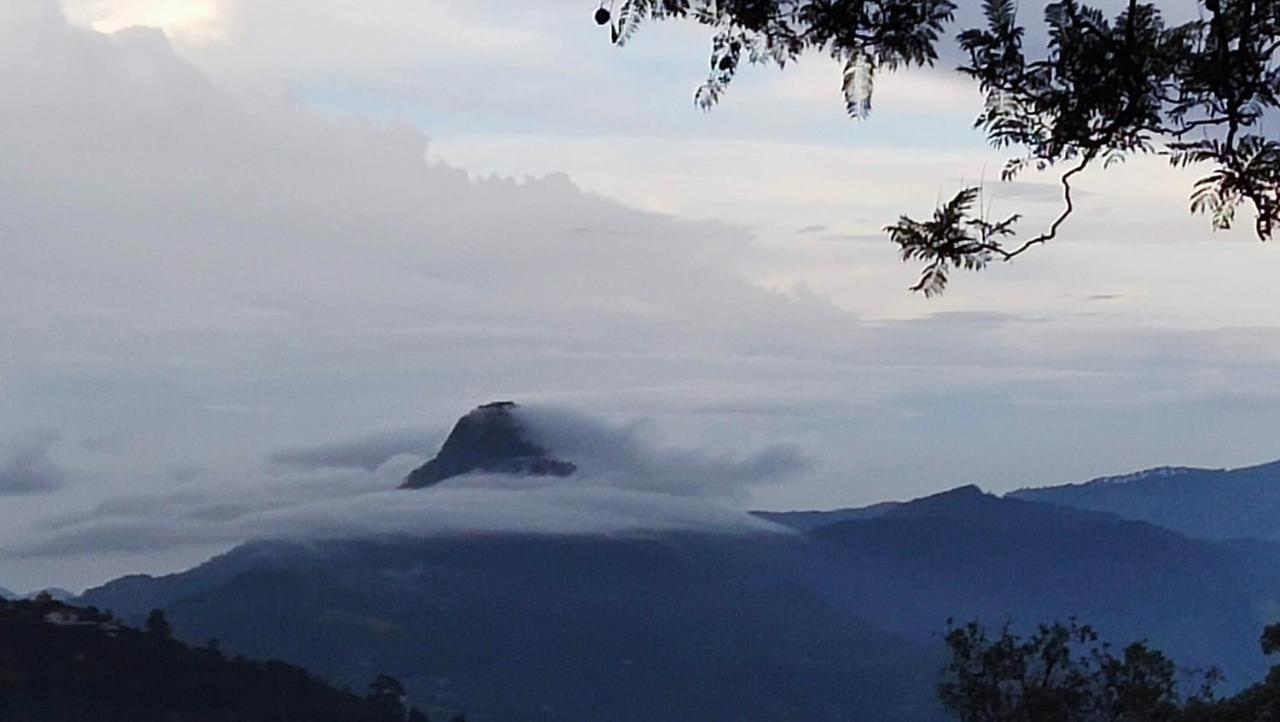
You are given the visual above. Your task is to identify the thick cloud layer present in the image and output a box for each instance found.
[3,1,1280,593]
[0,431,66,496]
[24,484,787,560]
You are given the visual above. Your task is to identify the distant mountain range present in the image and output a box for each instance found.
[0,587,74,602]
[1010,460,1280,542]
[68,404,1280,721]
[762,457,1280,546]
[806,485,1280,683]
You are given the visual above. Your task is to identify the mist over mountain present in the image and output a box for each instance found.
[16,404,795,581]
[68,403,1280,720]
[77,403,884,721]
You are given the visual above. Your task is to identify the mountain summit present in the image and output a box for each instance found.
[401,401,577,489]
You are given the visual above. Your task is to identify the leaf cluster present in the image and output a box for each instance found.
[602,0,1280,294]
[885,186,1019,296]
[598,0,955,116]
[939,619,1213,722]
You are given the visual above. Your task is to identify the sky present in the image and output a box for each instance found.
[2,0,1280,591]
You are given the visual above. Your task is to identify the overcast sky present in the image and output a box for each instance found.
[3,0,1279,591]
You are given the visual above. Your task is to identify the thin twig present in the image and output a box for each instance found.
[996,154,1093,260]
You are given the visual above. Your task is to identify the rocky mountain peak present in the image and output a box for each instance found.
[401,402,577,489]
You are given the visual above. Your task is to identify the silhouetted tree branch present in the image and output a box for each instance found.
[595,0,1280,294]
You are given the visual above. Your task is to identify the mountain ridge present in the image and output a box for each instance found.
[1009,456,1280,541]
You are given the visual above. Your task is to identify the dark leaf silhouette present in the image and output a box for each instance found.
[601,0,1280,293]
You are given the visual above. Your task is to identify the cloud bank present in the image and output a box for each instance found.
[24,485,786,560]
[0,431,67,496]
[17,408,796,565]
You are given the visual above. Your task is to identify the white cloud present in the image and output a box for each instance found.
[65,0,225,40]
[0,431,67,496]
[2,0,1280,593]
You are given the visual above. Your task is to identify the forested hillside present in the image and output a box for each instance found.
[0,594,435,722]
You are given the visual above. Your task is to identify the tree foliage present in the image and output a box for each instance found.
[596,0,1280,294]
[937,619,1280,722]
[939,619,1212,721]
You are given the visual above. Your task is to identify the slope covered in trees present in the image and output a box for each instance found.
[80,535,943,722]
[0,594,434,722]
